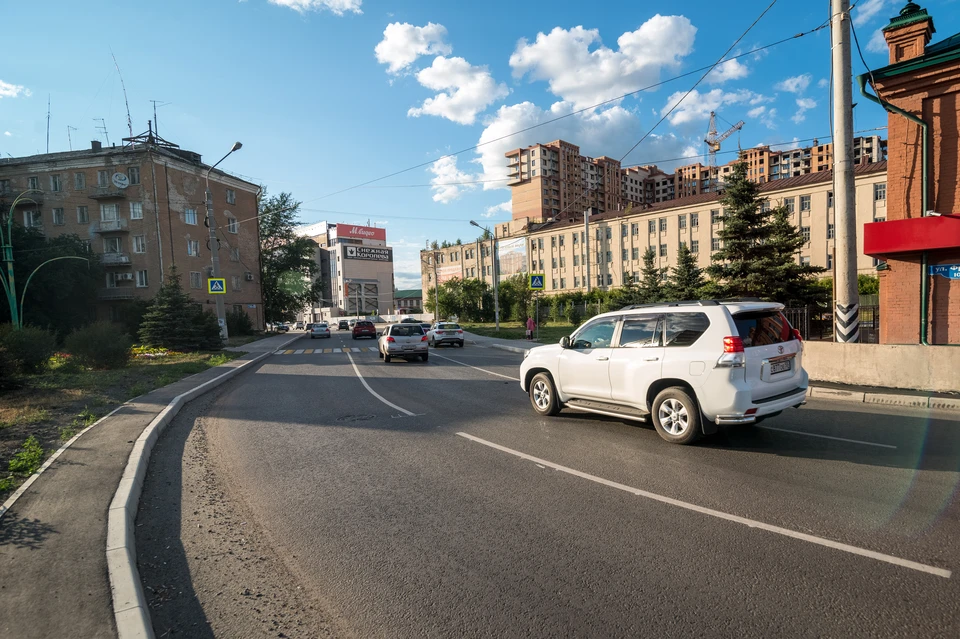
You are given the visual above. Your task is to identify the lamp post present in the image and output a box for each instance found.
[470,220,499,330]
[1,189,43,328]
[204,141,242,341]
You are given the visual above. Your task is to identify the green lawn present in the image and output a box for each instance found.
[460,322,575,343]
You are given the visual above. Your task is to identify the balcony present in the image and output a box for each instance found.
[97,288,136,301]
[91,219,129,233]
[89,187,128,200]
[101,252,131,265]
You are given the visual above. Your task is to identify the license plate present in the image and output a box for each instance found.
[403,345,414,350]
[770,360,792,375]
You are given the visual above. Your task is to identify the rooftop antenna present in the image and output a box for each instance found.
[149,100,171,137]
[110,49,134,139]
[67,125,77,151]
[46,95,51,153]
[94,118,110,146]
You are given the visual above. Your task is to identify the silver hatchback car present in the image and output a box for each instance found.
[378,324,429,362]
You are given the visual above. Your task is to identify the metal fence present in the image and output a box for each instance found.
[784,305,880,343]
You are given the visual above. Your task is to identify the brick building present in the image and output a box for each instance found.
[0,131,264,328]
[862,2,960,345]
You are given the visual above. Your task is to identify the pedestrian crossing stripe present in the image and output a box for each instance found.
[274,346,379,356]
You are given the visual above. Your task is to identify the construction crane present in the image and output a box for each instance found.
[704,111,744,190]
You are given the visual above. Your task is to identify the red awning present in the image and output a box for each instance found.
[863,215,960,258]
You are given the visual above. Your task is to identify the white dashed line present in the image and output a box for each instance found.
[756,425,896,449]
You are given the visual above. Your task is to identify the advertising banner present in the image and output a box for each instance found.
[496,237,528,278]
[344,245,393,262]
[436,264,462,285]
[336,224,387,242]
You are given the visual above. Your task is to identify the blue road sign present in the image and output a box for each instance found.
[930,264,960,280]
[529,274,545,290]
[208,278,226,294]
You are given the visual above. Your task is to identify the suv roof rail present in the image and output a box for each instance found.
[619,300,720,311]
[714,297,767,303]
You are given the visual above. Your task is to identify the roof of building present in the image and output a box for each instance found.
[394,289,422,299]
[871,3,960,80]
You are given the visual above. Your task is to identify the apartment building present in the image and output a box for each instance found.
[715,136,886,185]
[0,133,264,328]
[423,162,888,296]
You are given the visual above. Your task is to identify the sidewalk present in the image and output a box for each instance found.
[463,331,960,411]
[0,333,299,639]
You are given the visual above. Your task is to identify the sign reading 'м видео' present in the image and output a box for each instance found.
[344,245,393,262]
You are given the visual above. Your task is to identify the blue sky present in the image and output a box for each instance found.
[2,0,957,287]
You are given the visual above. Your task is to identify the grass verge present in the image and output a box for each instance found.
[461,322,575,344]
[0,350,244,496]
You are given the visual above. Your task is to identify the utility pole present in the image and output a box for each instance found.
[584,208,592,293]
[831,0,859,342]
[204,142,243,341]
[66,125,77,151]
[432,252,440,321]
[46,95,51,154]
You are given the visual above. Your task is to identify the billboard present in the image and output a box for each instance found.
[344,245,392,262]
[436,264,462,285]
[496,237,528,278]
[335,224,387,242]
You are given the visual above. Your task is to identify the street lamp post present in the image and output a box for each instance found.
[470,220,499,330]
[204,141,242,341]
[1,189,42,328]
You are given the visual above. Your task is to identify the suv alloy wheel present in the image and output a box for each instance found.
[651,387,700,445]
[529,373,560,416]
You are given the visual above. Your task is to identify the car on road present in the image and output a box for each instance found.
[352,320,377,340]
[295,322,304,330]
[310,323,331,339]
[419,322,431,333]
[519,300,808,445]
[400,317,421,324]
[305,323,314,332]
[428,322,464,347]
[338,320,349,330]
[274,323,290,333]
[378,324,428,362]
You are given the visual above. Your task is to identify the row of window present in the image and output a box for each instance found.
[19,204,239,233]
[105,270,246,291]
[2,170,238,204]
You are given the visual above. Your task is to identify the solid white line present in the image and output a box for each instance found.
[456,432,951,579]
[345,352,415,416]
[756,425,897,449]
[430,352,521,381]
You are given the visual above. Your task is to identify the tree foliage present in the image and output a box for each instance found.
[666,243,705,301]
[638,247,666,303]
[259,191,322,323]
[138,267,222,351]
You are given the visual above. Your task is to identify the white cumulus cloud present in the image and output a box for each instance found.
[705,57,750,84]
[267,0,361,14]
[0,80,30,99]
[792,98,817,123]
[817,78,829,89]
[483,200,512,218]
[853,0,891,26]
[509,16,697,109]
[374,22,452,74]
[3,131,10,137]
[747,106,777,130]
[775,73,812,94]
[428,155,478,203]
[660,89,766,127]
[867,29,888,54]
[408,56,509,125]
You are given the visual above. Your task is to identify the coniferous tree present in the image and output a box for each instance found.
[667,242,705,301]
[763,207,827,305]
[139,267,198,350]
[638,247,666,303]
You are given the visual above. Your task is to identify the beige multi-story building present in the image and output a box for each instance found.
[0,133,264,327]
[422,162,888,296]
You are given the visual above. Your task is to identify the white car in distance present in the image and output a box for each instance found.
[428,322,464,348]
[519,300,808,444]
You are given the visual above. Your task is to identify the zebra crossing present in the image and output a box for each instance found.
[274,346,379,356]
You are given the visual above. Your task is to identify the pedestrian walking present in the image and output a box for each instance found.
[526,315,535,341]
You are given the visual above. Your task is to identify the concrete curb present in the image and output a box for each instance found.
[490,343,536,355]
[107,334,300,639]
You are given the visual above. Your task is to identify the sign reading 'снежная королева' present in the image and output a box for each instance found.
[344,245,393,262]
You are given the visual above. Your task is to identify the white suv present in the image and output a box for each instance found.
[519,300,808,444]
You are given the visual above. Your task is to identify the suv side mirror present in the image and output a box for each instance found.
[559,336,571,348]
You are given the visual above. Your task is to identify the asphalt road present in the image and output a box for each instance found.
[153,328,960,637]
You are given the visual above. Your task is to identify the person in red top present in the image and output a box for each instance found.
[526,316,536,341]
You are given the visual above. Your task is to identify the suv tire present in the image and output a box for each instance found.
[652,387,701,445]
[529,373,560,417]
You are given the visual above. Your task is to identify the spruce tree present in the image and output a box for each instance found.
[139,267,201,351]
[667,242,705,301]
[638,247,666,303]
[763,207,828,305]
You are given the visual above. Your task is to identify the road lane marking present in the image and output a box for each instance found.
[304,349,314,354]
[346,352,416,416]
[294,349,304,355]
[430,352,521,381]
[456,432,950,579]
[283,350,295,355]
[756,425,896,449]
[333,348,341,353]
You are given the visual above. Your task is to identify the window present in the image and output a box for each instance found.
[606,273,613,285]
[826,253,833,270]
[104,237,122,254]
[801,226,811,243]
[785,197,795,213]
[631,223,639,236]
[100,203,120,221]
[874,216,886,223]
[552,257,557,269]
[606,251,612,263]
[800,256,811,266]
[827,192,834,208]
[690,240,699,254]
[231,275,241,291]
[82,240,91,253]
[187,240,200,256]
[827,223,835,239]
[559,235,564,247]
[74,172,86,190]
[874,182,886,201]
[648,220,656,233]
[560,278,566,288]
[552,279,557,289]
[761,200,771,212]
[573,255,579,267]
[572,233,578,245]
[136,270,149,288]
[621,225,628,238]
[551,236,556,247]
[538,238,544,250]
[98,170,109,187]
[559,256,565,268]
[531,240,537,251]
[632,247,639,260]
[52,208,65,225]
[106,273,119,288]
[128,167,140,185]
[130,202,143,220]
[678,214,686,229]
[622,249,628,262]
[77,206,89,224]
[618,315,660,348]
[185,208,197,225]
[664,313,710,347]
[133,235,146,253]
[659,243,667,257]
[24,210,42,228]
[711,209,720,224]
[226,189,236,204]
[28,176,39,190]
[690,213,699,227]
[659,218,667,232]
[50,175,62,192]
[800,195,811,211]
[0,179,8,193]
[605,227,612,240]
[574,276,580,287]
[712,238,721,251]
[538,259,545,271]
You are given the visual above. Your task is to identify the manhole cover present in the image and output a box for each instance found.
[336,414,376,423]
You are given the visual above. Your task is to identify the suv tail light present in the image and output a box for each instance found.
[421,335,428,342]
[457,330,463,334]
[386,336,395,343]
[717,336,745,368]
[792,328,802,342]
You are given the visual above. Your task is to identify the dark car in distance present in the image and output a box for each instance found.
[338,320,350,330]
[352,320,377,339]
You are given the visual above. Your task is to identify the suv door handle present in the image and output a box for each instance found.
[644,356,660,361]
[596,356,609,361]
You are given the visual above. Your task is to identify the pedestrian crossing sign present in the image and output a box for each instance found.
[529,274,545,290]
[207,278,226,294]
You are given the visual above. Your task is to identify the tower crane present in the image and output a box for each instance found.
[704,111,744,190]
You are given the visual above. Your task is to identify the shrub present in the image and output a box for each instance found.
[194,311,224,351]
[565,305,583,327]
[65,321,133,369]
[0,345,19,390]
[8,436,44,476]
[226,309,254,336]
[0,324,57,374]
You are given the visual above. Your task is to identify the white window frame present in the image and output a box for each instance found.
[133,235,146,254]
[187,240,200,256]
[50,174,62,192]
[227,217,238,233]
[189,271,202,289]
[184,209,198,225]
[74,172,86,190]
[24,210,42,228]
[130,202,143,220]
[52,208,65,225]
[77,206,89,224]
[97,170,109,188]
[136,270,149,288]
[103,237,122,254]
[128,167,141,185]
[100,203,120,222]
[226,188,236,205]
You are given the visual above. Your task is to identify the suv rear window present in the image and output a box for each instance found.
[733,311,792,347]
[438,323,460,329]
[356,321,374,328]
[664,313,710,347]
[391,326,423,336]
